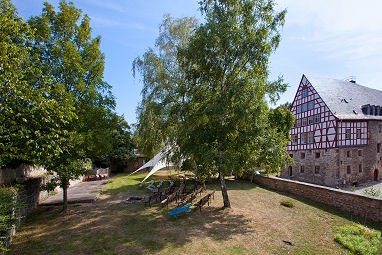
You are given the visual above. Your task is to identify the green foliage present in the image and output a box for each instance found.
[177,0,289,179]
[102,116,135,171]
[363,187,382,198]
[0,186,23,252]
[28,0,117,160]
[133,14,199,158]
[334,224,381,255]
[280,200,294,208]
[0,0,75,168]
[43,159,91,190]
[134,1,290,207]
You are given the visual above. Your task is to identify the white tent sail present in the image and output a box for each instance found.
[129,147,174,183]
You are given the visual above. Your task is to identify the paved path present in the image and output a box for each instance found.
[39,179,108,206]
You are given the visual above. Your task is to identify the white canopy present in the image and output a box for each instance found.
[130,147,175,183]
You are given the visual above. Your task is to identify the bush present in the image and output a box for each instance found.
[0,186,19,252]
[363,187,382,198]
[334,224,381,255]
[280,200,294,208]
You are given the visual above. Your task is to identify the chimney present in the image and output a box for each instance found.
[344,76,356,83]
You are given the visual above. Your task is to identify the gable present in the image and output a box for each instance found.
[288,75,337,151]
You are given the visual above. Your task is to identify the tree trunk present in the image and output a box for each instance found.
[62,182,68,212]
[219,170,231,208]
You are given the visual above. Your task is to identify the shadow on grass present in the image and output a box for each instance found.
[9,174,380,255]
[9,199,254,255]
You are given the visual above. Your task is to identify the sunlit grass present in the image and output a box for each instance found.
[8,172,382,255]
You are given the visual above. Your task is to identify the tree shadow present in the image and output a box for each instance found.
[9,199,255,255]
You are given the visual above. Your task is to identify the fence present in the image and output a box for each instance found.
[1,178,41,250]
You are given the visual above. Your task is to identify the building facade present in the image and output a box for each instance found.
[281,75,382,187]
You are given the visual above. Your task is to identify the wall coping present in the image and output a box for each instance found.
[258,175,382,201]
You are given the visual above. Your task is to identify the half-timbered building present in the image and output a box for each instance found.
[281,74,382,187]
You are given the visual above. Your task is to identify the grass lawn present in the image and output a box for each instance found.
[7,172,382,255]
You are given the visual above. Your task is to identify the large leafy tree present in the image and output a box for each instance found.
[135,0,292,208]
[133,14,198,158]
[178,0,290,207]
[27,0,116,211]
[28,0,116,160]
[0,0,75,168]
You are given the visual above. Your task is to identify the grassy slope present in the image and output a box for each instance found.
[7,173,381,255]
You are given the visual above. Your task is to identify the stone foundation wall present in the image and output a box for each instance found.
[251,175,382,223]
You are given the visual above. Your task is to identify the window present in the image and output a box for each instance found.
[345,129,351,139]
[301,153,305,159]
[295,119,301,127]
[301,133,307,144]
[308,101,314,110]
[314,166,320,174]
[302,103,307,112]
[358,150,362,156]
[297,105,301,113]
[300,165,305,173]
[308,132,314,144]
[302,118,307,126]
[359,164,362,173]
[347,165,351,174]
[288,166,293,176]
[308,116,313,125]
[378,143,381,153]
[289,154,293,158]
[356,129,361,139]
[302,89,308,98]
[347,151,351,157]
[314,114,320,123]
[315,152,320,158]
[291,135,297,145]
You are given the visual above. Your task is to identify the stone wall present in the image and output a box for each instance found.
[0,164,46,185]
[251,175,382,223]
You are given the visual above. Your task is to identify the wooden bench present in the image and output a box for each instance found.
[177,187,203,207]
[160,183,185,208]
[168,203,192,218]
[160,181,175,199]
[144,192,161,207]
[194,190,215,211]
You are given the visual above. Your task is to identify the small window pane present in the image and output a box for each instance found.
[345,129,351,139]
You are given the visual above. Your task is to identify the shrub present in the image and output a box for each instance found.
[363,187,382,198]
[280,200,294,208]
[334,224,381,255]
[0,186,19,252]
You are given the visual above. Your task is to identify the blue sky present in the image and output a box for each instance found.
[13,0,382,125]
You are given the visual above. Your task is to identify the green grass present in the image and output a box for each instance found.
[7,173,382,255]
[334,224,381,255]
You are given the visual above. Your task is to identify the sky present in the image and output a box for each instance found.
[12,0,382,126]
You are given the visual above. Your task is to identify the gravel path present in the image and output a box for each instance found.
[341,180,382,197]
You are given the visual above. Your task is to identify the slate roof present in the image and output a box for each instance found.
[305,75,382,120]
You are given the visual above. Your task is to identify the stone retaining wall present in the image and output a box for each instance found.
[251,175,382,223]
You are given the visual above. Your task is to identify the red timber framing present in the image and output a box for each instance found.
[337,120,368,147]
[287,75,368,151]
